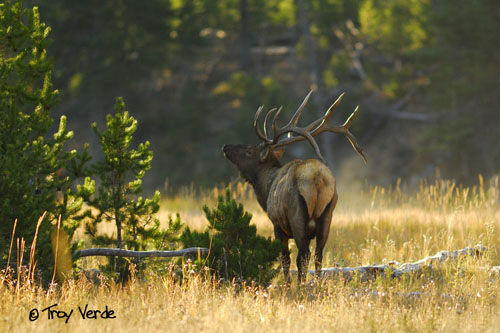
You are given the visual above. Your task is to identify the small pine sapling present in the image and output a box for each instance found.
[85,97,163,251]
[180,189,282,284]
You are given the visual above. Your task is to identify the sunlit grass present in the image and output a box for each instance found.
[1,261,498,332]
[1,176,499,332]
[160,176,500,268]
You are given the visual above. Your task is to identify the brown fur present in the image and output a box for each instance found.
[223,144,337,283]
[266,159,335,237]
[296,160,336,219]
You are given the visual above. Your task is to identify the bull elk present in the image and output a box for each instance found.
[222,91,366,283]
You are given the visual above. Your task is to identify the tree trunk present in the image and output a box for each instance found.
[113,172,124,249]
[115,206,122,249]
[239,0,251,69]
[296,0,337,169]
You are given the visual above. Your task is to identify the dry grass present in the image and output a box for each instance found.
[1,177,499,332]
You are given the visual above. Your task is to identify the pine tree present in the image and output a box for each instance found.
[180,189,282,284]
[85,97,162,250]
[0,0,87,274]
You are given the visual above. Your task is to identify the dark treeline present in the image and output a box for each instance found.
[34,0,500,191]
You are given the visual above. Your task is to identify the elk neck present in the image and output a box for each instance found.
[247,158,282,211]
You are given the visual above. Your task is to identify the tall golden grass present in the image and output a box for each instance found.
[1,177,499,332]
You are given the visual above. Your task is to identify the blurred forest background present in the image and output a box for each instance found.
[32,0,500,192]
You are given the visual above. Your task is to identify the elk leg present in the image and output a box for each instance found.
[314,194,337,277]
[291,194,313,284]
[292,220,311,283]
[295,235,311,284]
[274,226,291,283]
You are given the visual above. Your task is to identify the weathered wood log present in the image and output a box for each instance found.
[291,245,486,281]
[349,290,455,302]
[394,244,486,275]
[73,247,209,259]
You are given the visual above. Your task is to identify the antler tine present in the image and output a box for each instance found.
[263,108,277,140]
[342,106,367,163]
[314,106,367,163]
[342,105,359,129]
[272,106,283,137]
[307,92,345,133]
[254,106,271,143]
[285,90,313,128]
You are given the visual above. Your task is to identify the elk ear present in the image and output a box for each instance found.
[271,148,284,160]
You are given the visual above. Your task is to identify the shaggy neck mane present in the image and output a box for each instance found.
[247,158,281,211]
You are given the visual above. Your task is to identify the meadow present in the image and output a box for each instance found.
[1,177,499,332]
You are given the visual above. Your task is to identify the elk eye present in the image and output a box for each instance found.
[245,150,252,157]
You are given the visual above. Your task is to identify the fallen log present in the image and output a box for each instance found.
[394,244,486,276]
[291,245,486,281]
[73,247,209,259]
[349,289,455,302]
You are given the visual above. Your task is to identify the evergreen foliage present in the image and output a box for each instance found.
[180,189,282,284]
[0,0,87,275]
[84,97,163,251]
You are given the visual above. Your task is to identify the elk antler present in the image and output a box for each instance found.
[254,91,367,163]
[254,106,272,143]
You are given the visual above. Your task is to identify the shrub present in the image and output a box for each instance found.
[180,189,281,284]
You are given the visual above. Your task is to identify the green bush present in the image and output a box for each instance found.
[180,189,281,284]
